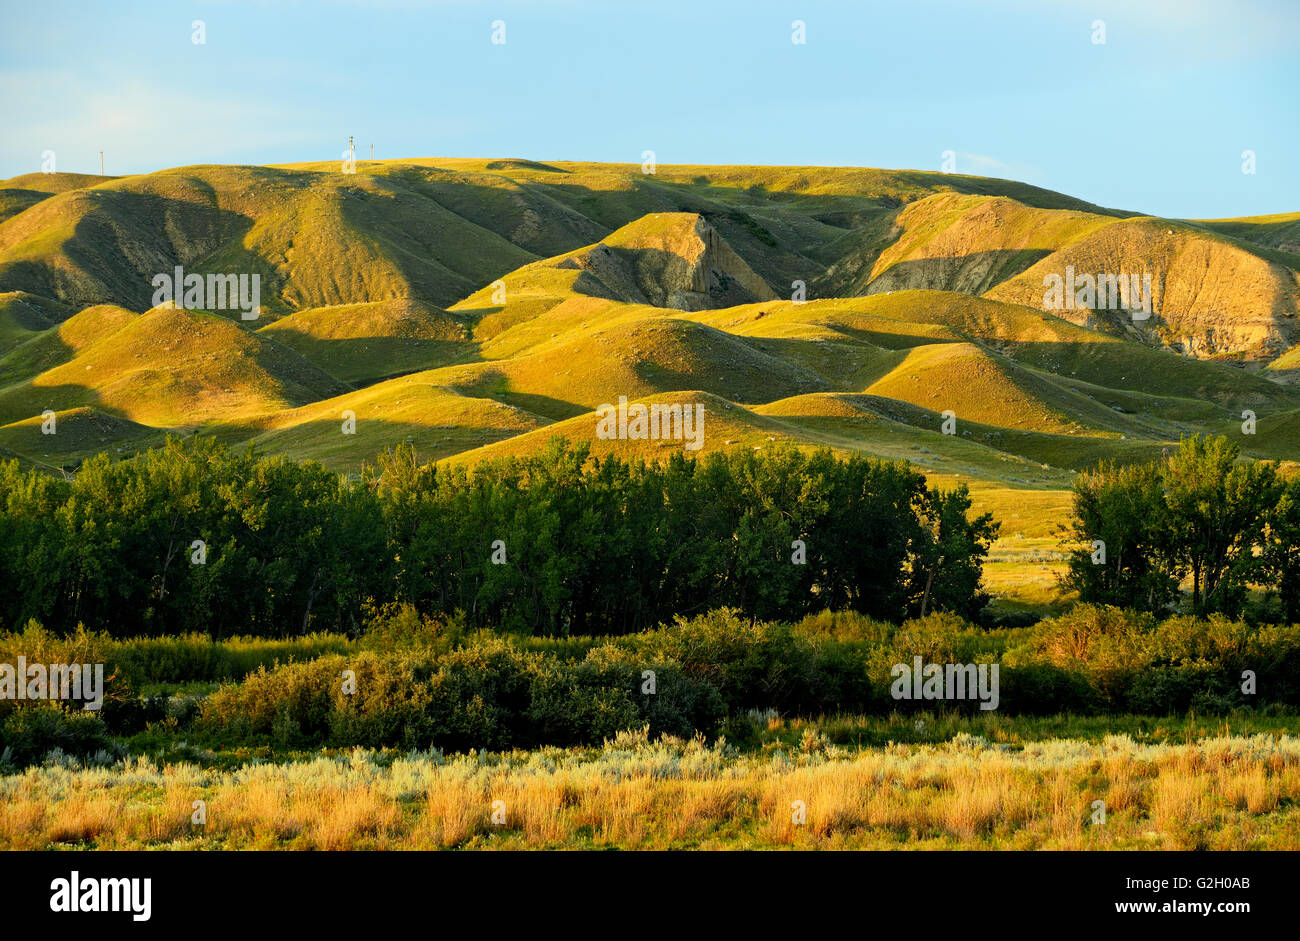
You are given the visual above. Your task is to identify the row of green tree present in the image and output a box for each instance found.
[1063,435,1300,619]
[0,436,997,637]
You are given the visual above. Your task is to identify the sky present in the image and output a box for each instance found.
[1,0,1296,219]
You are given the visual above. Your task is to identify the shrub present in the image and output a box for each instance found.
[195,635,728,752]
[0,703,113,768]
[630,608,827,713]
[360,602,465,657]
[996,663,1099,714]
[579,645,727,740]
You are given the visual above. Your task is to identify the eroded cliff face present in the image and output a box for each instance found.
[986,220,1300,362]
[685,216,780,309]
[552,212,778,312]
[601,212,777,312]
[853,194,1114,298]
[834,194,1300,364]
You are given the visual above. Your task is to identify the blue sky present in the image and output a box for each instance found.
[1,0,1296,219]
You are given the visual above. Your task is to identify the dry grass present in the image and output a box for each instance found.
[2,733,1299,850]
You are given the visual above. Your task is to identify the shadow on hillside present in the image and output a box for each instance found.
[0,292,70,337]
[863,249,1054,295]
[801,321,955,351]
[0,260,67,309]
[482,390,585,422]
[61,189,257,311]
[0,388,166,473]
[632,358,824,407]
[0,188,53,224]
[264,335,480,387]
[442,367,583,421]
[2,166,1137,343]
[250,416,548,472]
[531,180,822,291]
[336,178,535,309]
[483,159,568,173]
[1000,339,1300,410]
[0,378,112,428]
[0,324,78,385]
[727,334,902,389]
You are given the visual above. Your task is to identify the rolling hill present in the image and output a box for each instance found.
[4,156,1297,612]
[0,158,1294,496]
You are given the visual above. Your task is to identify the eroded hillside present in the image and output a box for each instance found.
[0,158,1295,490]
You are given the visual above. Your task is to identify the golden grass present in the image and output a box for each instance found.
[3,158,1297,484]
[43,791,122,845]
[3,733,1299,850]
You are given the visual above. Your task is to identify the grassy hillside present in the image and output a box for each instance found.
[0,303,137,386]
[256,298,473,384]
[251,376,550,466]
[0,306,347,428]
[0,159,1135,321]
[0,291,68,347]
[0,406,163,468]
[0,157,1297,612]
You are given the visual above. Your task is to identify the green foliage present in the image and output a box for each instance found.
[0,461,70,626]
[575,645,726,740]
[186,604,1300,754]
[0,435,997,639]
[908,484,999,620]
[1010,604,1300,713]
[1062,459,1179,611]
[0,703,113,768]
[626,608,830,713]
[1063,435,1284,616]
[196,634,727,752]
[359,602,464,656]
[4,605,1293,759]
[1263,478,1300,623]
[1162,435,1279,615]
[0,621,351,688]
[0,436,387,637]
[373,439,993,634]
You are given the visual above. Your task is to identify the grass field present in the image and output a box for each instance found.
[3,604,1299,850]
[4,726,1297,850]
